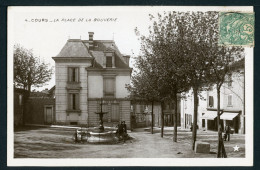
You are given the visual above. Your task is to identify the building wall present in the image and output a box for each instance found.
[88,75,103,98]
[88,73,130,98]
[181,90,209,130]
[116,76,130,98]
[24,97,55,125]
[181,69,244,133]
[222,69,244,133]
[55,61,91,125]
[87,71,131,128]
[88,99,131,129]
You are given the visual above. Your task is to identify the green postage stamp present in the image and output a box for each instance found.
[219,12,254,46]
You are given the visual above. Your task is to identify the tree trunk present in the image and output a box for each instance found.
[28,85,31,96]
[217,86,221,158]
[151,101,154,134]
[173,92,178,142]
[192,87,198,150]
[161,102,164,138]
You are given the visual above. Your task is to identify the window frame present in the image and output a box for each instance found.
[209,96,214,107]
[106,56,113,68]
[103,76,116,98]
[67,92,80,111]
[68,67,80,83]
[228,94,233,106]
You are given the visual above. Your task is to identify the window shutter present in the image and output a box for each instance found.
[228,95,232,106]
[68,93,72,110]
[75,68,79,82]
[105,78,114,94]
[209,96,214,107]
[68,68,72,82]
[75,93,79,110]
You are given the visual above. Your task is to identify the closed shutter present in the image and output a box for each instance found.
[75,68,79,82]
[104,78,114,96]
[111,104,119,122]
[68,68,72,82]
[209,96,214,107]
[68,93,72,110]
[228,95,232,106]
[75,93,79,110]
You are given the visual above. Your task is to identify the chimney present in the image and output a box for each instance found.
[88,32,94,50]
[124,55,130,66]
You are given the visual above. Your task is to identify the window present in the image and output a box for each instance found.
[227,74,232,87]
[209,96,214,107]
[202,119,205,128]
[68,93,79,110]
[228,94,232,106]
[106,57,112,68]
[104,78,115,97]
[68,67,79,82]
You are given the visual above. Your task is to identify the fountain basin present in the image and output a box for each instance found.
[88,131,118,144]
[76,127,118,144]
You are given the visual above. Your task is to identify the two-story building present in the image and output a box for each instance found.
[52,32,132,128]
[181,58,245,134]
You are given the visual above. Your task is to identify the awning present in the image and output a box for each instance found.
[220,112,239,120]
[201,111,217,120]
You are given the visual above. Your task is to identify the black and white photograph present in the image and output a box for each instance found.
[7,6,254,166]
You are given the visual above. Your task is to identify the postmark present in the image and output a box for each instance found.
[219,12,254,46]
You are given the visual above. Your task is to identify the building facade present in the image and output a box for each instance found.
[181,59,245,134]
[52,32,132,128]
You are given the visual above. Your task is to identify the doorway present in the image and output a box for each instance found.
[111,104,119,122]
[44,105,53,124]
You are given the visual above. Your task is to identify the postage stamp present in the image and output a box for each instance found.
[219,12,254,46]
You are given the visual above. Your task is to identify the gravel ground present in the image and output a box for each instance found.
[14,126,245,158]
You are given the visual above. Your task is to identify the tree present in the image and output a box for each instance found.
[207,46,244,157]
[14,44,53,95]
[173,11,220,150]
[133,12,191,142]
[127,55,163,135]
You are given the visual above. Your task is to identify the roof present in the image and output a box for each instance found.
[30,91,50,97]
[54,38,130,69]
[83,40,130,69]
[56,39,92,58]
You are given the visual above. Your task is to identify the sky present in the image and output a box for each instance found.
[8,6,253,91]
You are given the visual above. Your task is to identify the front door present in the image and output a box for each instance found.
[111,104,119,122]
[45,107,53,124]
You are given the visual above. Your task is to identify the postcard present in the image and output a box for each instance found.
[7,6,254,166]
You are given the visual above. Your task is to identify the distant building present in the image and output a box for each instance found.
[181,59,245,134]
[24,87,55,125]
[131,100,162,128]
[52,32,132,128]
[130,97,181,129]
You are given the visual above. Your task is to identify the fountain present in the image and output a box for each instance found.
[75,98,119,144]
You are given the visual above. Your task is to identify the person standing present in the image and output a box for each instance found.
[224,124,231,141]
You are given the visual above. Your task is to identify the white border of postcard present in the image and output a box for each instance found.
[7,6,254,166]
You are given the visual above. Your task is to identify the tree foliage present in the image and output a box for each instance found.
[129,12,193,141]
[14,44,53,93]
[129,11,244,148]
